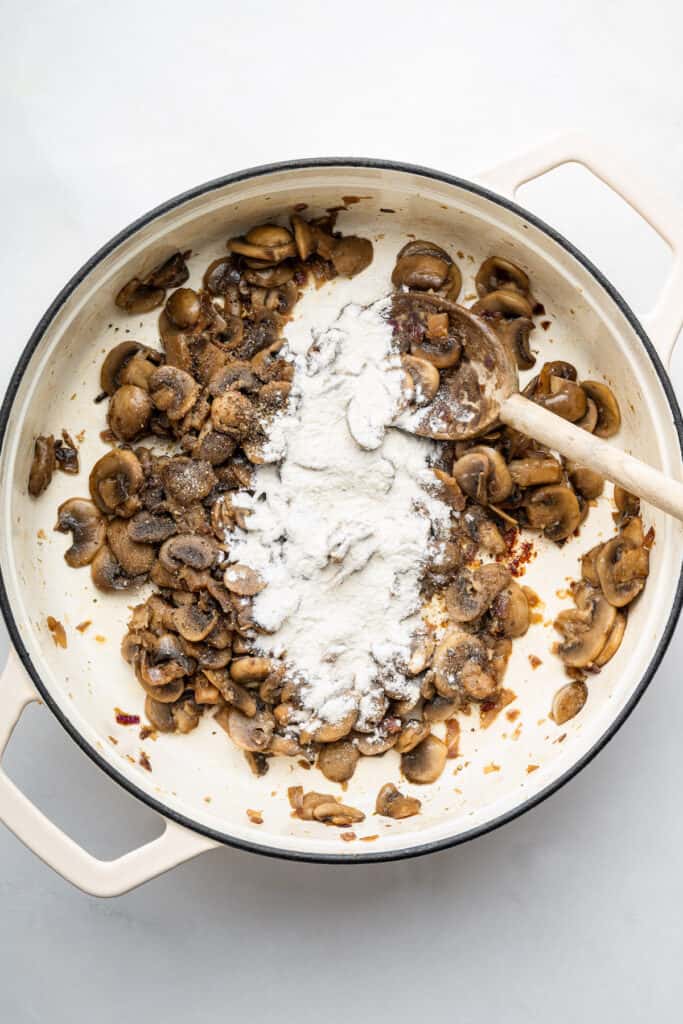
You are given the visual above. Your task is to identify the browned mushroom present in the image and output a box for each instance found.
[89,449,143,516]
[596,521,649,607]
[375,783,422,819]
[569,466,604,500]
[576,398,599,433]
[317,740,360,783]
[291,215,316,261]
[159,534,219,572]
[146,251,190,289]
[144,695,176,733]
[525,485,581,542]
[331,236,373,278]
[28,435,56,497]
[401,355,440,405]
[496,316,536,370]
[393,720,431,754]
[127,511,176,544]
[508,454,562,488]
[537,376,587,422]
[555,583,617,667]
[54,498,106,567]
[446,564,511,622]
[452,446,512,505]
[115,278,165,314]
[91,544,147,592]
[228,225,297,264]
[488,582,530,638]
[471,289,534,319]
[216,706,275,752]
[108,385,153,441]
[149,365,199,421]
[203,256,241,296]
[223,564,266,596]
[161,457,216,506]
[581,381,621,438]
[165,288,201,329]
[392,240,451,291]
[100,342,162,395]
[401,734,447,784]
[432,630,498,700]
[475,256,531,298]
[614,485,640,519]
[211,390,256,439]
[107,519,156,575]
[551,681,588,724]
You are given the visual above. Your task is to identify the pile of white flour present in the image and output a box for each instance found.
[225,297,451,729]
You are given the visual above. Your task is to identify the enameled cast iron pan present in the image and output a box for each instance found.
[1,135,683,895]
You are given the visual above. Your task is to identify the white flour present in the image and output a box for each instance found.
[225,297,451,731]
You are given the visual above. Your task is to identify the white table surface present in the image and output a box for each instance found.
[3,2,683,1020]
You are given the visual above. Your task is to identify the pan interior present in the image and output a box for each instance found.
[1,163,681,858]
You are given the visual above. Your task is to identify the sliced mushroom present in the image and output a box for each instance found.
[614,485,640,519]
[108,384,153,441]
[107,518,156,575]
[203,256,241,296]
[551,681,588,724]
[555,584,617,667]
[100,342,161,395]
[393,720,431,754]
[159,533,218,572]
[569,466,604,500]
[291,214,316,261]
[217,706,274,752]
[211,390,256,439]
[471,289,534,319]
[576,397,599,433]
[432,630,497,700]
[89,449,143,516]
[595,611,627,667]
[581,543,602,585]
[165,287,201,329]
[596,526,649,607]
[581,381,621,438]
[401,734,447,785]
[54,498,106,567]
[229,657,272,684]
[224,563,265,596]
[317,740,360,783]
[446,564,511,622]
[488,582,529,638]
[161,457,216,506]
[28,435,56,497]
[146,251,190,289]
[115,278,165,314]
[537,376,587,422]
[401,355,440,405]
[144,696,176,732]
[375,783,421,819]
[508,455,562,488]
[462,505,506,555]
[496,316,535,370]
[525,485,581,542]
[228,225,297,264]
[127,511,177,544]
[392,242,451,291]
[91,544,146,592]
[452,446,512,505]
[423,695,460,723]
[149,365,199,421]
[331,236,373,278]
[312,800,365,827]
[475,256,531,298]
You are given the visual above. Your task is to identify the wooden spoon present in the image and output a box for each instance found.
[394,296,683,521]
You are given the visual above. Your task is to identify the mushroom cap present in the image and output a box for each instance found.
[91,544,147,592]
[149,365,200,421]
[127,511,177,544]
[89,449,143,516]
[144,695,176,733]
[471,289,534,319]
[488,582,530,638]
[108,384,153,441]
[54,498,106,567]
[401,734,447,785]
[317,740,360,783]
[392,250,449,291]
[159,533,219,572]
[555,583,617,667]
[161,457,216,506]
[525,485,581,542]
[219,706,275,752]
[508,455,562,488]
[375,783,422,819]
[28,435,56,497]
[596,531,649,607]
[580,381,621,438]
[446,564,511,622]
[107,518,156,576]
[330,236,373,278]
[551,681,588,724]
[165,288,201,329]
[475,256,531,298]
[452,445,512,504]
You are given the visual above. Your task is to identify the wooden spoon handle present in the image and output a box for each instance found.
[499,393,683,522]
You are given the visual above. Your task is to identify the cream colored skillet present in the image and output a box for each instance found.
[1,135,683,896]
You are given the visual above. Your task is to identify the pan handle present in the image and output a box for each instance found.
[0,649,218,897]
[478,133,683,368]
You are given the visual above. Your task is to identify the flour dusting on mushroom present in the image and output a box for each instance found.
[223,298,451,734]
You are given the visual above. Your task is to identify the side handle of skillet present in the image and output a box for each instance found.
[478,132,683,369]
[0,650,218,897]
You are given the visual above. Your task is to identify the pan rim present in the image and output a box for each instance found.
[1,155,682,866]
